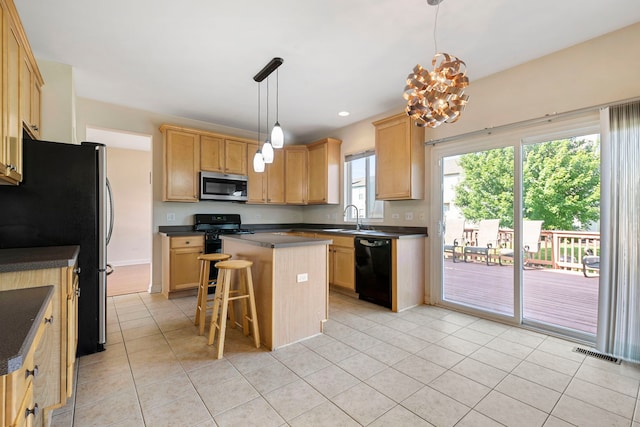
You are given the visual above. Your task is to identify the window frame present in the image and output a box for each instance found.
[344,150,383,221]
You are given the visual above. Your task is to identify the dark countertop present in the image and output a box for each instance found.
[0,286,54,376]
[221,233,333,249]
[0,246,80,273]
[159,223,427,239]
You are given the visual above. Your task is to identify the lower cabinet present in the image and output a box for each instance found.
[0,262,78,426]
[3,292,53,427]
[161,234,204,298]
[314,234,355,291]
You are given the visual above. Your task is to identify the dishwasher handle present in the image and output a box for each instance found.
[357,238,391,247]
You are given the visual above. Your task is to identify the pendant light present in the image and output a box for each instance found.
[270,68,284,148]
[253,82,265,172]
[262,80,274,164]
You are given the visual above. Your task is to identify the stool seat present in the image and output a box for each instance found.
[194,253,232,335]
[208,259,260,358]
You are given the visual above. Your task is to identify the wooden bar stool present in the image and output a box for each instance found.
[194,253,231,335]
[208,260,260,359]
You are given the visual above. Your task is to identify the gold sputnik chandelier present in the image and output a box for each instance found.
[403,0,469,128]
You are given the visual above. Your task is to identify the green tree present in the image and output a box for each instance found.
[453,137,600,230]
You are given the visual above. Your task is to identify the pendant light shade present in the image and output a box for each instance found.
[262,140,274,163]
[253,149,265,172]
[271,122,284,149]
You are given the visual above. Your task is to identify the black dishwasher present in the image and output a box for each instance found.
[355,237,392,308]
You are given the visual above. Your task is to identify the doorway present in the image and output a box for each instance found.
[433,115,601,341]
[86,126,153,296]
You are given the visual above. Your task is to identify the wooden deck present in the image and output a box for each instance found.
[443,259,599,335]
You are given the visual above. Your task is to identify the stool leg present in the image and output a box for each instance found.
[194,259,207,327]
[245,267,260,348]
[239,269,249,335]
[197,261,211,336]
[208,269,225,346]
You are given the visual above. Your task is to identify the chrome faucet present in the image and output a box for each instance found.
[344,204,361,230]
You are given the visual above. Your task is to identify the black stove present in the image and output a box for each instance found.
[194,214,253,286]
[194,213,253,253]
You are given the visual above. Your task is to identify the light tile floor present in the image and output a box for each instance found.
[51,291,640,427]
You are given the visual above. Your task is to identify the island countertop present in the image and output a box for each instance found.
[220,233,332,249]
[0,245,80,273]
[0,285,54,376]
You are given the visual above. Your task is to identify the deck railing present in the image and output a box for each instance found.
[461,227,600,272]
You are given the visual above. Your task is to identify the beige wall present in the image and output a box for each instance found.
[40,22,640,295]
[37,60,76,143]
[106,146,152,266]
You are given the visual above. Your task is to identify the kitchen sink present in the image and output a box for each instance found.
[322,228,346,232]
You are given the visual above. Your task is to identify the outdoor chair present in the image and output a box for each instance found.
[499,220,544,268]
[582,248,600,277]
[443,216,466,263]
[463,219,500,265]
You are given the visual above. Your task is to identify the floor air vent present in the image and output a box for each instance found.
[573,347,621,364]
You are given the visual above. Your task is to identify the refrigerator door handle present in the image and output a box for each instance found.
[106,178,114,245]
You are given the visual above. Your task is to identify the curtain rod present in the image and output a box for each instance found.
[424,96,640,146]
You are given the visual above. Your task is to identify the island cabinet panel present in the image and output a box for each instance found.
[222,238,328,350]
[373,113,425,200]
[307,138,342,204]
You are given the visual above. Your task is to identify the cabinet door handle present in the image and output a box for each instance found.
[25,404,39,419]
[45,315,54,324]
[25,365,39,378]
[74,267,82,275]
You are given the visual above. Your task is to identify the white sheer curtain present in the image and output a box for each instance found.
[597,102,640,362]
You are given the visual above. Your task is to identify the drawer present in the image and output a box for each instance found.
[170,235,204,249]
[316,233,354,248]
[33,298,54,351]
[5,349,36,425]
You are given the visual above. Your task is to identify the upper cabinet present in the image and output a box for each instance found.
[162,124,252,202]
[307,137,341,204]
[285,145,308,204]
[373,113,425,200]
[0,0,44,185]
[200,135,247,176]
[161,125,200,202]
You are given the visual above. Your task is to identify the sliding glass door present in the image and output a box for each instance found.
[441,147,514,318]
[434,115,601,340]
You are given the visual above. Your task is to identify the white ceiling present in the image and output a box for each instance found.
[15,0,640,143]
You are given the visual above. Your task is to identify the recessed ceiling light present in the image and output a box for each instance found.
[338,111,350,117]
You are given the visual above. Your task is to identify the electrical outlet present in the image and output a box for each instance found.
[166,213,176,222]
[297,273,308,283]
[392,213,400,219]
[405,212,413,220]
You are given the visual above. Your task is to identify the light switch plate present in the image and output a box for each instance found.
[297,273,308,283]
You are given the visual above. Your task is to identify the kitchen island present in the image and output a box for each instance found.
[220,233,332,350]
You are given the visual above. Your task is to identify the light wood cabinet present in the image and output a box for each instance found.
[315,233,355,291]
[200,135,224,172]
[307,138,341,204]
[247,145,285,204]
[3,295,52,427]
[0,0,44,185]
[373,113,425,200]
[161,126,200,202]
[224,139,247,175]
[200,136,248,175]
[285,146,308,204]
[0,259,79,426]
[161,234,204,299]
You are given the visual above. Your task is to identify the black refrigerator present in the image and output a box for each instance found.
[0,137,112,356]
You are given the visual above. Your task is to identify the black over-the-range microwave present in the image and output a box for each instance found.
[199,171,248,202]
